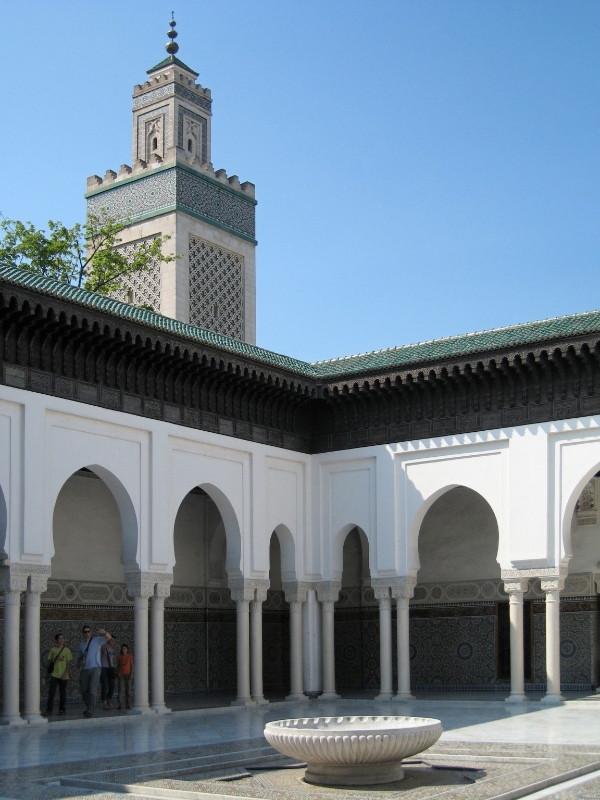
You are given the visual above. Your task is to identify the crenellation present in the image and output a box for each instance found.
[87,175,102,190]
[118,164,132,178]
[132,70,211,100]
[104,169,117,183]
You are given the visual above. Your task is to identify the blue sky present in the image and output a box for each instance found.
[2,1,600,362]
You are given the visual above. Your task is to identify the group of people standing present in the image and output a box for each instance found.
[43,626,134,717]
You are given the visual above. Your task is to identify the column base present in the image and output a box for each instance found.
[505,694,530,704]
[151,705,172,715]
[0,715,27,727]
[285,693,306,701]
[24,714,48,725]
[318,692,340,701]
[375,692,394,701]
[252,696,269,705]
[231,697,255,706]
[127,706,156,715]
[393,692,415,701]
[541,694,565,705]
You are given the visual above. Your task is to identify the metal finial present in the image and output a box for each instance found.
[166,12,179,55]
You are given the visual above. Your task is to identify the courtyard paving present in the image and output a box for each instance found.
[2,695,600,800]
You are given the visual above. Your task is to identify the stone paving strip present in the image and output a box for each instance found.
[4,738,600,800]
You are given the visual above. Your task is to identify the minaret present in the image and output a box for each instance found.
[85,16,257,344]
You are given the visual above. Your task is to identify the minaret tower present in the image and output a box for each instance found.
[85,16,256,343]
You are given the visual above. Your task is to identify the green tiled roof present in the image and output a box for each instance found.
[2,263,600,381]
[147,55,198,77]
[0,265,311,377]
[312,310,600,378]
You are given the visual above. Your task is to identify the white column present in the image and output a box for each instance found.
[1,588,25,726]
[302,589,322,697]
[250,586,269,705]
[128,582,154,715]
[375,589,393,700]
[393,579,415,701]
[541,578,565,705]
[23,585,47,724]
[232,598,253,705]
[150,580,171,714]
[283,582,308,701]
[504,578,529,704]
[317,582,341,701]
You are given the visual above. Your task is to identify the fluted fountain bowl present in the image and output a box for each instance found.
[264,715,442,786]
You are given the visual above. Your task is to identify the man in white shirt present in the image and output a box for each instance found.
[77,626,111,717]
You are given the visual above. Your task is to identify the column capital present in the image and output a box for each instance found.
[316,581,341,603]
[125,570,166,598]
[503,578,529,595]
[155,575,174,599]
[0,563,50,594]
[388,576,417,600]
[282,581,310,604]
[229,578,266,602]
[373,586,391,601]
[540,577,565,593]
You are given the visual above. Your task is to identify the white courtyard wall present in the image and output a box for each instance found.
[3,383,600,585]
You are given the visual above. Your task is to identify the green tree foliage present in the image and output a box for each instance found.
[0,211,175,306]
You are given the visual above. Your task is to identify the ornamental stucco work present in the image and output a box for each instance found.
[87,168,255,240]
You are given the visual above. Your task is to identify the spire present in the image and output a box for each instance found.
[166,13,179,55]
[146,13,199,77]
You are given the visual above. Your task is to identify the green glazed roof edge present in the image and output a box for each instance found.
[3,263,600,381]
[0,264,311,377]
[311,310,600,378]
[147,55,199,77]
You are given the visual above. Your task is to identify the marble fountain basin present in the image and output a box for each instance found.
[264,715,442,786]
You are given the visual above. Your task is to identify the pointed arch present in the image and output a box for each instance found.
[51,465,139,569]
[332,524,370,583]
[409,484,500,576]
[272,524,296,582]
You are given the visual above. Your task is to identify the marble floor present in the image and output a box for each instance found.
[2,695,600,772]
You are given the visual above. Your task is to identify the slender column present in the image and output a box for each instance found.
[23,587,47,724]
[1,590,25,725]
[541,578,565,705]
[375,588,393,700]
[150,580,172,714]
[283,582,308,700]
[504,579,529,704]
[393,579,416,701]
[232,599,253,705]
[250,586,269,705]
[317,582,341,700]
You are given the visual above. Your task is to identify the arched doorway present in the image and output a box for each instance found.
[44,467,137,707]
[333,526,376,695]
[553,472,600,690]
[169,487,237,705]
[412,486,506,691]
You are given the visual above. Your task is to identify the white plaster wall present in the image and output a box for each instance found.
[417,486,500,583]
[569,515,600,574]
[51,473,124,582]
[6,377,600,593]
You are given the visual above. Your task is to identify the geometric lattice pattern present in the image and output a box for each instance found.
[112,239,161,313]
[188,235,244,340]
[87,168,256,240]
